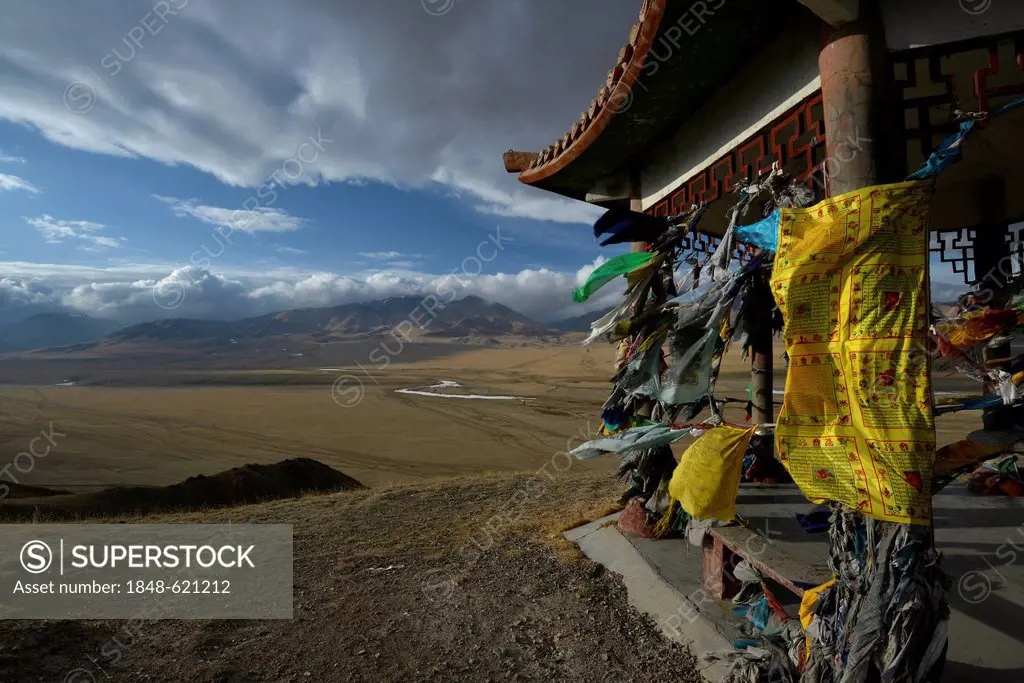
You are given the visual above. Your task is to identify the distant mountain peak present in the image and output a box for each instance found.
[88,295,562,349]
[0,312,123,352]
[4,296,572,354]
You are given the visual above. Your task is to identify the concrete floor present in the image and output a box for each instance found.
[932,486,1024,678]
[732,483,1024,678]
[567,482,1024,681]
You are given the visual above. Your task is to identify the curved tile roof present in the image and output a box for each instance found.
[507,0,802,200]
[518,0,664,184]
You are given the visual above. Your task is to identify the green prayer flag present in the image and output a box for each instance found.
[573,252,655,303]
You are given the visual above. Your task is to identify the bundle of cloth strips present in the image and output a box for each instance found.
[563,99,1024,681]
[569,170,804,530]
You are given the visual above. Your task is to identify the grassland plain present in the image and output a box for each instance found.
[0,343,988,681]
[0,343,984,492]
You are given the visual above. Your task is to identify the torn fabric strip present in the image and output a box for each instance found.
[568,423,689,461]
[581,274,653,346]
[772,181,937,525]
[735,210,781,252]
[573,252,658,303]
[592,207,668,246]
[660,272,740,405]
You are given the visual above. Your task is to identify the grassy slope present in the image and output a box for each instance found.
[0,472,704,682]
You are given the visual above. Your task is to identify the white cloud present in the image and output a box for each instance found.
[0,173,41,194]
[433,168,604,226]
[25,214,125,251]
[0,1,639,225]
[275,246,308,255]
[0,150,26,163]
[359,251,422,261]
[0,275,58,323]
[155,195,307,233]
[0,258,621,325]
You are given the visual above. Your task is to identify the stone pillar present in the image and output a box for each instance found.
[629,171,653,418]
[813,4,947,680]
[818,0,898,193]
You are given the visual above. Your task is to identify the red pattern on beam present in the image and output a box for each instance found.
[646,89,827,218]
[669,187,688,215]
[519,1,669,186]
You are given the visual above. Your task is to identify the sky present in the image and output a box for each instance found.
[0,0,971,327]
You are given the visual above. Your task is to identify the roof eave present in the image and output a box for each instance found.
[508,0,809,203]
[517,0,667,189]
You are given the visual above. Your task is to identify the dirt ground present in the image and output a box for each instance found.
[0,472,704,683]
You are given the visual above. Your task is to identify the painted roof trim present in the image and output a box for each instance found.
[517,0,667,187]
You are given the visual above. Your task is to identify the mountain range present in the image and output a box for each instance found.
[0,296,598,352]
[550,306,612,333]
[0,313,122,352]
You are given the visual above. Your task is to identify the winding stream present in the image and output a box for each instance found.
[395,380,533,401]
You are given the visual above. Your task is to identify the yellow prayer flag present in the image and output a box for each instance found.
[668,425,756,521]
[772,181,936,525]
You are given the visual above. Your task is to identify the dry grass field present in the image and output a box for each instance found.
[0,345,619,492]
[0,341,993,681]
[0,471,707,682]
[0,341,985,493]
[0,343,714,680]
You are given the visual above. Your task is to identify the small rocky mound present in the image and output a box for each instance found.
[155,457,365,509]
[1,482,68,499]
[0,458,363,520]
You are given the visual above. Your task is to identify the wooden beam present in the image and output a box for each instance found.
[629,171,645,253]
[750,271,775,425]
[798,0,859,26]
[502,150,539,174]
[585,191,632,204]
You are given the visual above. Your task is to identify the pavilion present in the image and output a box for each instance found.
[505,0,1024,678]
[505,0,1024,423]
